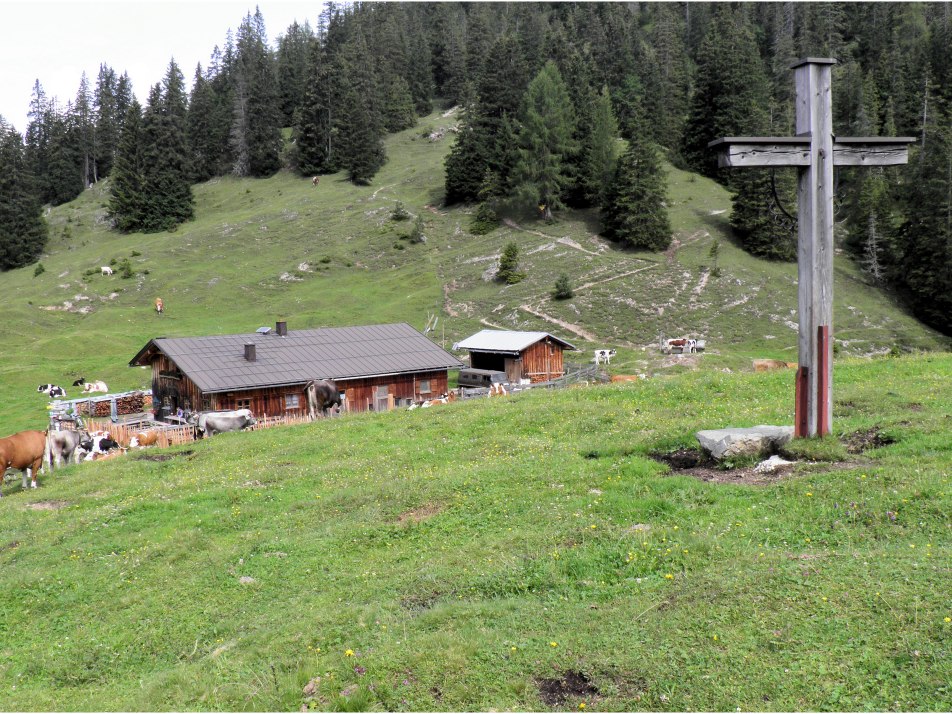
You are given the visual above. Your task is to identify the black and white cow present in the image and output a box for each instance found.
[72,377,86,387]
[189,409,256,437]
[78,435,121,460]
[37,384,66,398]
[593,349,617,365]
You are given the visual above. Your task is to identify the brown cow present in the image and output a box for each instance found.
[311,176,320,186]
[0,430,47,496]
[129,430,159,448]
[611,374,644,383]
[753,359,798,372]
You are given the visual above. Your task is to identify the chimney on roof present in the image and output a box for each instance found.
[276,320,288,337]
[244,343,256,361]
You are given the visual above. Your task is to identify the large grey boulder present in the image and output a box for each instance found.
[696,425,794,461]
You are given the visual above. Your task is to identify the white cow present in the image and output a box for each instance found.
[101,266,113,276]
[82,380,108,393]
[594,349,617,365]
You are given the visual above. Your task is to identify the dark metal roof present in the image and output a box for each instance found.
[130,323,463,394]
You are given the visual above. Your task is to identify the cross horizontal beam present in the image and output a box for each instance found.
[709,136,917,169]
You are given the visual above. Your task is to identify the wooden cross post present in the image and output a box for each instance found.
[710,58,915,438]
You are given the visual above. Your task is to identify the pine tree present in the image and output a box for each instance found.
[513,61,578,222]
[74,72,95,186]
[729,169,797,261]
[601,106,672,251]
[497,241,525,284]
[231,9,284,177]
[108,99,145,231]
[890,103,952,333]
[444,104,492,204]
[0,119,48,270]
[681,4,772,180]
[580,85,619,208]
[276,20,315,128]
[552,273,574,300]
[93,64,120,180]
[334,29,386,184]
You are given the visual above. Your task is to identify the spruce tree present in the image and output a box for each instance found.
[108,99,145,231]
[231,9,284,177]
[0,119,48,270]
[93,64,120,180]
[681,4,772,180]
[601,107,671,251]
[334,30,386,184]
[513,60,578,222]
[580,85,619,209]
[497,241,525,284]
[276,20,315,128]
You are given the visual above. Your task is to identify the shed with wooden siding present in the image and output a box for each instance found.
[130,321,463,418]
[454,330,577,383]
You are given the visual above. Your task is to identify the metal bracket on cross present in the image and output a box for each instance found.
[709,58,915,438]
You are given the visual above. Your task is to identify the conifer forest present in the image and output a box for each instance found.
[1,2,950,335]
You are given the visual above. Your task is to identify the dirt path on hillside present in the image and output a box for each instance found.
[575,264,656,292]
[519,305,597,342]
[502,219,601,256]
[479,318,509,330]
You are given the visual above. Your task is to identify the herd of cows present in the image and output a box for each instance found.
[0,381,348,497]
[3,349,712,497]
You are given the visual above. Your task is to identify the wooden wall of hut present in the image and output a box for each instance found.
[151,354,203,415]
[520,339,565,383]
[338,370,448,412]
[213,385,309,417]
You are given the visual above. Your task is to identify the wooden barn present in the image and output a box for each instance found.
[454,330,577,384]
[130,321,463,418]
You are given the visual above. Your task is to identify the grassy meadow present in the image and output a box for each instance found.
[1,354,951,711]
[1,110,950,710]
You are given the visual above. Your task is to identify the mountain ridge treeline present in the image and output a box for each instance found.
[0,2,950,335]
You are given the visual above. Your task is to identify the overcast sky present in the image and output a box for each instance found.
[0,0,321,134]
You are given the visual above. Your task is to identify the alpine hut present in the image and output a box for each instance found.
[130,321,463,418]
[454,329,577,384]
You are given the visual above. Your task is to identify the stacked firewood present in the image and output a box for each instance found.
[87,391,150,417]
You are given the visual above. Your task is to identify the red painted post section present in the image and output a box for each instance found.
[795,366,810,438]
[816,325,831,436]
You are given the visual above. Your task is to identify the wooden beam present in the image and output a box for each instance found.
[711,136,917,168]
[832,138,916,166]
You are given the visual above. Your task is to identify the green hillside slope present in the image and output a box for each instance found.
[1,354,950,710]
[0,111,947,433]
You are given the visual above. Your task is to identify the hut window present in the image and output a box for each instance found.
[419,379,431,394]
[285,394,300,410]
[202,397,211,410]
[236,398,251,409]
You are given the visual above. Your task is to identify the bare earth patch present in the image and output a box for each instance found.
[844,427,896,454]
[537,670,599,708]
[25,500,70,510]
[651,448,794,486]
[397,503,443,524]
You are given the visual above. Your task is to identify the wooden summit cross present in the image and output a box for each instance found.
[710,58,915,439]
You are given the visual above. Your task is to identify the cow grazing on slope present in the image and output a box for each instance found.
[101,266,113,276]
[155,298,163,313]
[305,380,342,418]
[594,349,617,365]
[189,409,256,437]
[0,430,47,495]
[45,430,88,470]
